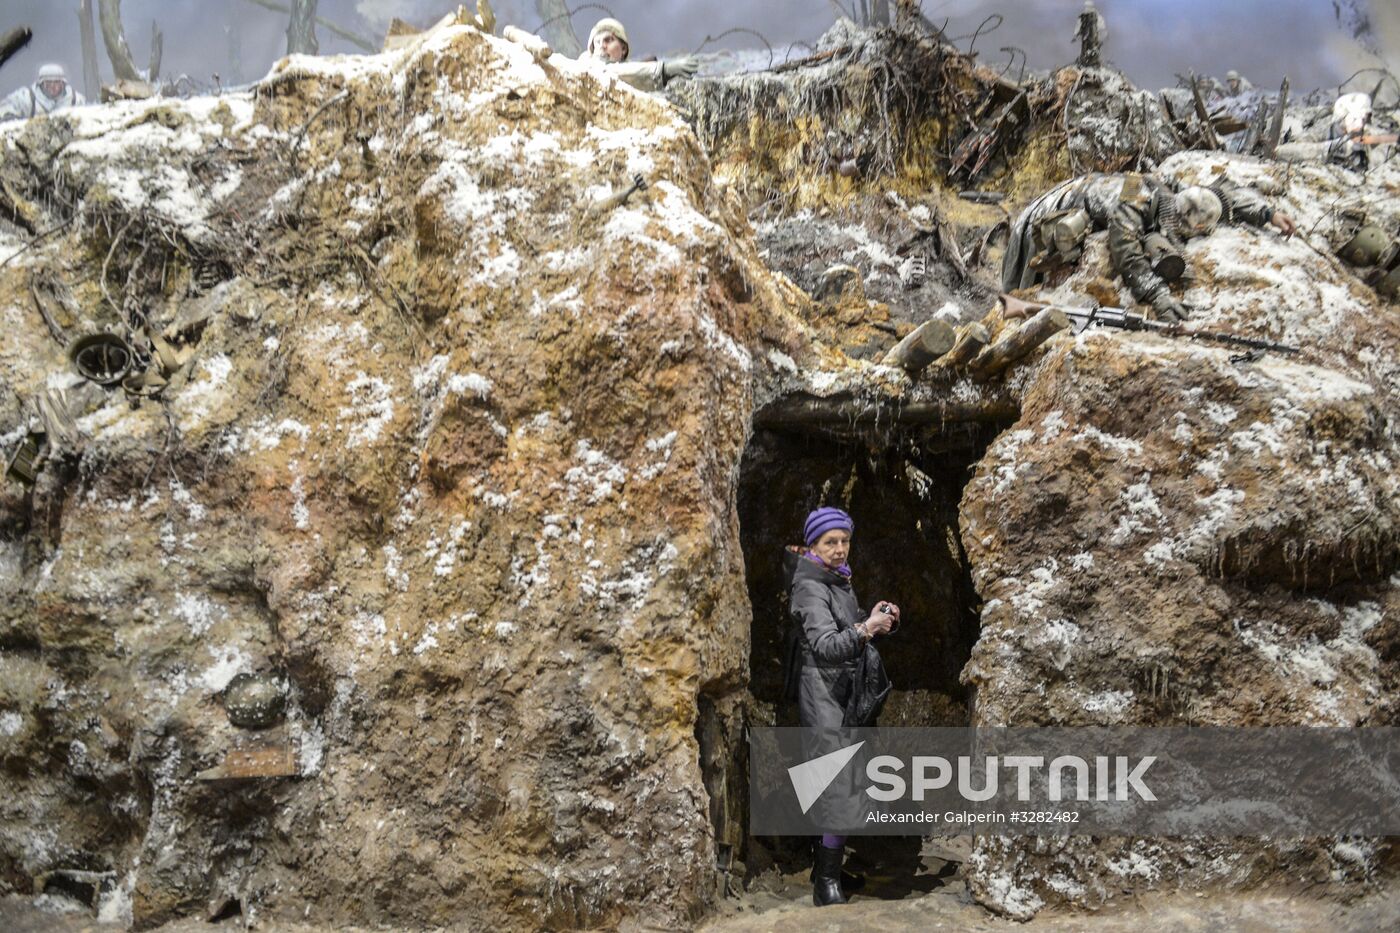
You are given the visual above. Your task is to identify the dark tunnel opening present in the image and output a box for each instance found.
[724,406,1007,895]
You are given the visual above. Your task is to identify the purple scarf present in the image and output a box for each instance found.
[803,549,851,579]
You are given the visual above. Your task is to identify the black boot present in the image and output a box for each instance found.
[812,844,847,906]
[808,858,865,890]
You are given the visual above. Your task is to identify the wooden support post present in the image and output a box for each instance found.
[881,318,956,372]
[147,19,162,81]
[970,307,1069,376]
[1190,73,1219,150]
[933,321,990,370]
[1263,77,1288,158]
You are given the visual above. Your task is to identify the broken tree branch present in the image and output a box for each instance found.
[1189,73,1219,150]
[239,0,375,53]
[98,0,142,81]
[29,278,68,346]
[881,318,956,372]
[0,27,33,73]
[970,307,1069,376]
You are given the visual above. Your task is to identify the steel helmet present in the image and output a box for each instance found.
[1175,187,1223,238]
[1337,223,1388,267]
[1333,93,1371,135]
[588,18,630,60]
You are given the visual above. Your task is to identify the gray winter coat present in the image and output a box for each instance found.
[789,557,866,729]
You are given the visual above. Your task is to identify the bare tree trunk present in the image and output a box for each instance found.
[97,0,141,81]
[286,0,318,55]
[225,23,243,84]
[871,0,891,26]
[856,0,870,27]
[77,3,101,98]
[535,0,581,58]
[240,0,374,53]
[147,19,162,81]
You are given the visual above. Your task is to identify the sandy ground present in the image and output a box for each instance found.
[9,835,1395,932]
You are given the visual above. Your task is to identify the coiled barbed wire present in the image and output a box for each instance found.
[950,13,1002,57]
[534,3,616,39]
[693,28,775,69]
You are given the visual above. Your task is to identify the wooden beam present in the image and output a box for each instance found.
[881,318,956,372]
[1189,73,1220,150]
[753,394,1018,429]
[970,307,1068,376]
[933,321,990,370]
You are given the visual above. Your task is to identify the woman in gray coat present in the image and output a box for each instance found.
[790,506,899,906]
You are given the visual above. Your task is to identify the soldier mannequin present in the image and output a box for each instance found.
[1075,1,1107,68]
[1002,173,1297,322]
[0,64,85,122]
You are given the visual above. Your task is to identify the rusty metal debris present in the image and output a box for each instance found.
[68,332,135,387]
[195,744,299,781]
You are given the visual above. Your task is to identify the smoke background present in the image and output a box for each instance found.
[2,1,1396,98]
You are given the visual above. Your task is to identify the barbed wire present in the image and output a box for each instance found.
[950,13,1002,57]
[997,46,1026,85]
[534,2,616,38]
[693,28,775,70]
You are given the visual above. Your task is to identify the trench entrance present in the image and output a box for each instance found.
[727,399,1007,900]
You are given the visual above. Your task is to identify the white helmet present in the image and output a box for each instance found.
[1333,92,1371,135]
[38,63,67,81]
[587,18,630,60]
[1174,187,1223,238]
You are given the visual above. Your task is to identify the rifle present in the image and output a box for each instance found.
[1001,294,1299,355]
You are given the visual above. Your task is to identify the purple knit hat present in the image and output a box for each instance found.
[804,507,853,547]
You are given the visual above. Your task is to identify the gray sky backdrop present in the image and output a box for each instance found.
[2,1,1396,96]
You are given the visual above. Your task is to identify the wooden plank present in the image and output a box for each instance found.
[196,744,298,781]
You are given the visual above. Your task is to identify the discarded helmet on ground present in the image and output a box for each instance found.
[1337,223,1388,267]
[68,332,134,386]
[223,672,288,729]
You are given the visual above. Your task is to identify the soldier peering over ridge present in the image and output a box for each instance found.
[0,63,85,122]
[583,17,699,93]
